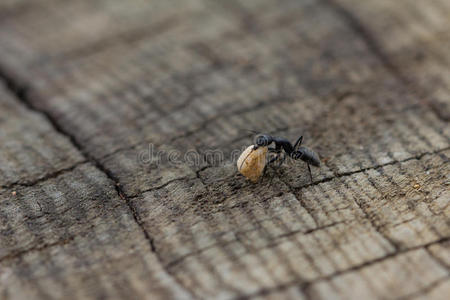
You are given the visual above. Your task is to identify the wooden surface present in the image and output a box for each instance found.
[0,0,449,299]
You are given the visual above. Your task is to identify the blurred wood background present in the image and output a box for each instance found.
[0,0,449,299]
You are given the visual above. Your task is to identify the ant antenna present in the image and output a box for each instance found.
[294,135,303,151]
[243,129,260,135]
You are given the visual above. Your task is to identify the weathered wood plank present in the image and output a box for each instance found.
[0,164,192,300]
[333,0,450,121]
[1,0,446,197]
[429,241,450,268]
[1,0,391,161]
[0,0,448,299]
[0,83,84,188]
[129,150,448,299]
[308,249,449,300]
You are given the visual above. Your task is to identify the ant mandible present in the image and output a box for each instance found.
[253,133,320,182]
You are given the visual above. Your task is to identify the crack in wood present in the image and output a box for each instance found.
[345,175,400,251]
[193,146,450,193]
[127,175,196,199]
[165,219,351,272]
[0,236,75,263]
[240,237,450,300]
[0,1,448,297]
[0,161,88,190]
[293,147,450,191]
[0,64,198,299]
[425,247,450,272]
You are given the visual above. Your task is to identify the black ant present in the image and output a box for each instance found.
[253,133,320,182]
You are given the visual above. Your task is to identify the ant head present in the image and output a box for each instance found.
[254,134,273,147]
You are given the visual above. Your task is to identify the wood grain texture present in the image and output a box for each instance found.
[0,0,448,299]
[0,83,84,188]
[0,164,193,300]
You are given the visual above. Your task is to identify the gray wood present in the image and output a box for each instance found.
[0,84,84,188]
[0,0,449,299]
[0,164,192,300]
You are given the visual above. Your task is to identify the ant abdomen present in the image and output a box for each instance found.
[295,147,320,167]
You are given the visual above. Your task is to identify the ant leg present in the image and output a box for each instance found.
[268,171,276,185]
[262,152,278,180]
[265,147,282,184]
[264,153,281,184]
[293,136,303,151]
[261,164,269,180]
[277,152,286,167]
[268,155,279,165]
[270,159,285,185]
[268,153,286,185]
[262,158,272,178]
[268,157,281,185]
[268,148,280,156]
[307,163,313,183]
[267,148,281,166]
